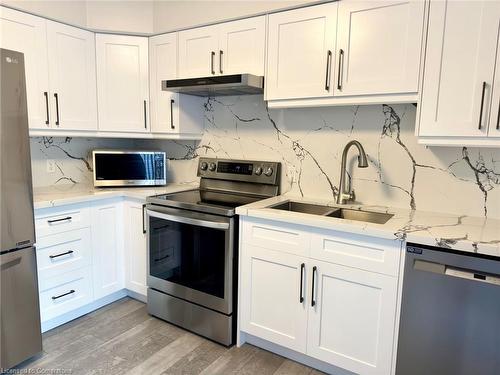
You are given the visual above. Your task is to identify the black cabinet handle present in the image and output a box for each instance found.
[143,100,147,129]
[211,51,215,75]
[47,216,72,224]
[52,290,75,300]
[496,98,500,130]
[325,50,332,91]
[299,263,305,303]
[337,49,344,91]
[219,50,223,74]
[49,250,74,259]
[54,93,60,126]
[44,92,50,125]
[478,82,486,130]
[154,254,170,262]
[142,204,147,234]
[311,266,317,307]
[170,99,175,129]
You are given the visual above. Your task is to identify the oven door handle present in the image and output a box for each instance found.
[146,209,230,230]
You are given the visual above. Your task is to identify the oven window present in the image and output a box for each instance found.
[149,216,226,299]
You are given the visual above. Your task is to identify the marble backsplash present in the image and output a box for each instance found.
[29,95,500,219]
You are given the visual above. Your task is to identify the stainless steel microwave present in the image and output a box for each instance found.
[92,150,166,187]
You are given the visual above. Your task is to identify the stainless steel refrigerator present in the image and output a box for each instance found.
[0,48,42,369]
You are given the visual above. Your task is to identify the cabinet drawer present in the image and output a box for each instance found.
[35,204,90,238]
[241,218,310,257]
[310,230,401,276]
[36,229,91,279]
[39,267,93,322]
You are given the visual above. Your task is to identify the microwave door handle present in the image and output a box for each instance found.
[146,209,230,230]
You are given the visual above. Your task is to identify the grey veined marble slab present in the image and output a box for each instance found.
[236,195,500,258]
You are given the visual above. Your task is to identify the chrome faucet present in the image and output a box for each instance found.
[336,140,368,204]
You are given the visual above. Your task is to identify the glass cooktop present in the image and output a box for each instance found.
[147,189,261,216]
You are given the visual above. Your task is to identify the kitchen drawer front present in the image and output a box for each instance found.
[310,230,401,276]
[241,217,310,257]
[39,267,93,322]
[36,228,91,279]
[35,204,91,238]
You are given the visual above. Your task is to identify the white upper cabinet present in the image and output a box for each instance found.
[46,21,97,130]
[178,25,219,78]
[488,37,500,139]
[418,1,500,143]
[218,16,266,76]
[0,7,49,129]
[178,16,266,79]
[335,1,424,96]
[149,33,204,136]
[266,3,338,100]
[96,34,149,133]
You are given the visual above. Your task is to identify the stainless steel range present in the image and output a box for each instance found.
[145,157,280,346]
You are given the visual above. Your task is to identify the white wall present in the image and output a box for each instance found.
[86,0,154,34]
[1,0,154,34]
[153,0,318,32]
[0,0,87,26]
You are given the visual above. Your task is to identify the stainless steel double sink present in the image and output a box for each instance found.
[267,201,393,225]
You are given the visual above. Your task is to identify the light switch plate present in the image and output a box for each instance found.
[46,159,56,173]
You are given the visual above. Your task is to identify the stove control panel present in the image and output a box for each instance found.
[197,157,280,185]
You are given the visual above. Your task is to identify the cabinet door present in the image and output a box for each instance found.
[240,244,308,353]
[218,16,266,76]
[149,32,179,134]
[266,3,338,100]
[419,1,500,138]
[96,34,149,133]
[0,7,49,130]
[91,200,124,300]
[335,1,424,96]
[178,25,219,78]
[307,261,397,375]
[46,21,97,130]
[488,34,500,138]
[124,201,147,296]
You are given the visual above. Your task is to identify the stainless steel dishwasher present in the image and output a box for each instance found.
[396,243,500,375]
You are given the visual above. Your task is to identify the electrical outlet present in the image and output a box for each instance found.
[46,159,56,173]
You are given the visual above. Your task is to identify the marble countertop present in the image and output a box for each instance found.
[34,185,500,257]
[235,194,500,258]
[33,182,199,210]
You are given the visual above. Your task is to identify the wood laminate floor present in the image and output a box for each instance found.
[20,297,323,375]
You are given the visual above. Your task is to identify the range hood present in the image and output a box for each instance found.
[161,74,264,97]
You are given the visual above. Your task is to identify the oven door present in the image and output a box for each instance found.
[146,205,234,315]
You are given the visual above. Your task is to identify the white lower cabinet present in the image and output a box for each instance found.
[35,198,139,329]
[240,217,400,375]
[241,245,308,353]
[307,261,397,375]
[90,200,124,300]
[124,200,148,297]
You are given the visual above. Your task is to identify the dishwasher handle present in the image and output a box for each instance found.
[414,259,500,286]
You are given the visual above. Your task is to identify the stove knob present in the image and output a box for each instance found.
[200,161,208,171]
[209,162,217,171]
[264,166,274,176]
[254,166,263,176]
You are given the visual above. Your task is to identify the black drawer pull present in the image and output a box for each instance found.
[52,290,75,300]
[44,92,50,125]
[47,216,72,224]
[478,81,486,129]
[154,255,170,262]
[170,99,175,129]
[54,93,60,126]
[49,250,74,259]
[311,266,317,307]
[299,263,305,303]
[142,204,146,234]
